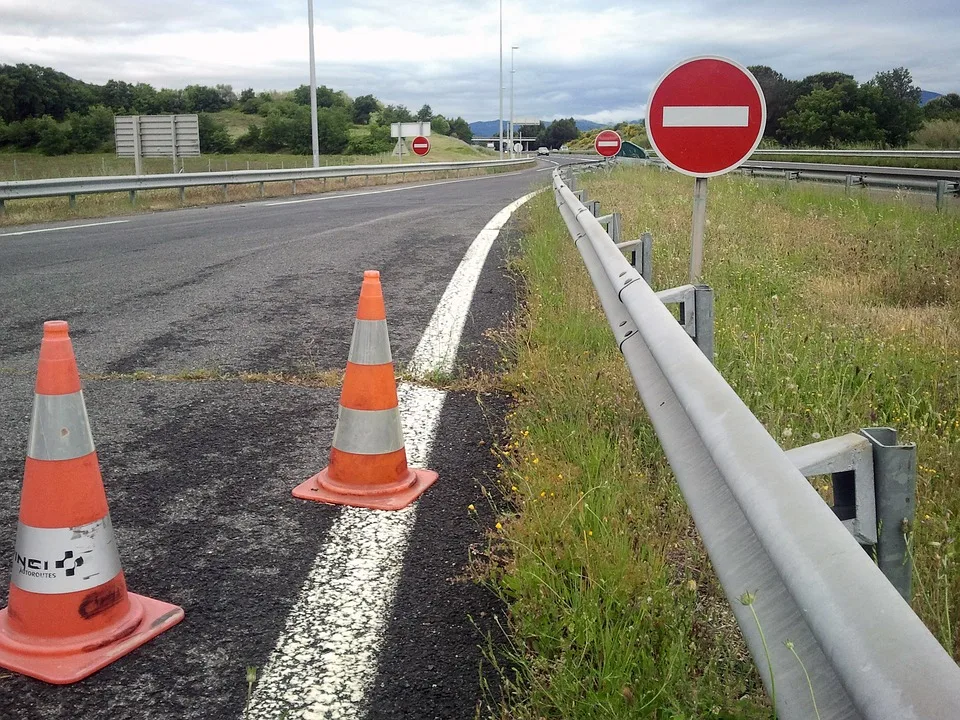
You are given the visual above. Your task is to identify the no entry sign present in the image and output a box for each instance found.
[594,130,622,157]
[646,56,766,177]
[411,136,430,156]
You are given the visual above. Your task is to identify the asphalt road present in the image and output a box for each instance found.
[0,158,583,719]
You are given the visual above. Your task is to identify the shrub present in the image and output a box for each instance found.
[68,105,114,152]
[198,112,234,153]
[913,119,960,149]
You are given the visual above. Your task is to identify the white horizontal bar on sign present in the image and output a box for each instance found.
[597,141,620,147]
[662,106,749,127]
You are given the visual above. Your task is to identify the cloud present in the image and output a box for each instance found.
[0,0,956,122]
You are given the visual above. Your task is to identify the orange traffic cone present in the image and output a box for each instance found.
[293,270,438,510]
[0,321,184,684]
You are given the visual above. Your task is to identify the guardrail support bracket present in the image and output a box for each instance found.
[861,427,917,601]
[654,283,713,363]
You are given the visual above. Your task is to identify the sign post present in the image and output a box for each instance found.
[646,56,766,282]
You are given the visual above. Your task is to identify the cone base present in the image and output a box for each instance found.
[293,465,438,510]
[0,592,184,685]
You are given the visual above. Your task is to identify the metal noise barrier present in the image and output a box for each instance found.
[551,168,960,719]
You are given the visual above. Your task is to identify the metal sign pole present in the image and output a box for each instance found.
[689,177,708,283]
[133,116,143,176]
[170,116,178,174]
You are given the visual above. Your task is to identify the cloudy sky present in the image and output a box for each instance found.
[1,0,957,123]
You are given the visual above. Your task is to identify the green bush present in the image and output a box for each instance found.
[346,123,392,154]
[198,113,234,153]
[36,117,70,155]
[913,119,960,149]
[68,105,114,152]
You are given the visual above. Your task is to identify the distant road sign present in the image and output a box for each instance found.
[390,122,431,138]
[594,130,622,157]
[513,142,523,153]
[646,56,765,177]
[411,136,431,156]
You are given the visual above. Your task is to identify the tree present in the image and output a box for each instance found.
[215,84,237,108]
[131,83,162,114]
[156,88,186,114]
[353,94,379,124]
[36,116,70,155]
[238,88,262,114]
[448,116,472,142]
[537,118,578,149]
[184,85,228,113]
[416,104,432,121]
[430,114,451,135]
[924,93,960,121]
[778,80,884,147]
[197,113,233,153]
[68,105,114,152]
[863,67,922,146]
[380,104,414,124]
[101,79,136,112]
[748,65,800,139]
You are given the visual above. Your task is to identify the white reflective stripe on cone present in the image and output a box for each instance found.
[348,320,393,366]
[27,391,96,462]
[331,406,404,455]
[11,516,123,594]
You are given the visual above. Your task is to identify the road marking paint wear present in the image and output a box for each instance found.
[662,105,750,127]
[248,190,542,719]
[0,219,129,238]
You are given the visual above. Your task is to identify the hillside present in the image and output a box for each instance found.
[468,118,606,136]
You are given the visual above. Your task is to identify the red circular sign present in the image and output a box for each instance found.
[594,130,622,157]
[646,56,766,177]
[411,136,430,156]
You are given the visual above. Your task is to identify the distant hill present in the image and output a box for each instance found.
[920,90,943,106]
[468,118,609,136]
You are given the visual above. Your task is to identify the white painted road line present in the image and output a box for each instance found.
[0,219,130,238]
[407,190,541,377]
[263,169,529,207]
[246,384,445,720]
[662,105,750,127]
[246,189,541,719]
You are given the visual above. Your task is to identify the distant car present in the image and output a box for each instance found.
[537,146,550,156]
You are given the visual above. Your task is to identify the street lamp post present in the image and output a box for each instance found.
[498,0,503,160]
[307,0,320,168]
[510,45,518,158]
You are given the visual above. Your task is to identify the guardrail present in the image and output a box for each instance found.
[0,158,535,211]
[753,148,960,159]
[552,166,960,719]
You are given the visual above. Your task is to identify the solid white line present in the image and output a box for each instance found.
[263,169,529,207]
[407,189,541,377]
[0,219,129,238]
[662,105,749,127]
[246,188,541,720]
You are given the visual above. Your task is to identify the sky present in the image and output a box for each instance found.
[1,0,957,123]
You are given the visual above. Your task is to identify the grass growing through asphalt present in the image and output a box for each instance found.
[489,165,959,717]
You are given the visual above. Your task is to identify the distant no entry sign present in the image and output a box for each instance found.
[594,129,622,157]
[411,136,430,156]
[647,56,766,177]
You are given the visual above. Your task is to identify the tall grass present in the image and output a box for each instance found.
[489,165,960,718]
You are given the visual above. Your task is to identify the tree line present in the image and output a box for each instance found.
[0,63,473,156]
[749,66,958,147]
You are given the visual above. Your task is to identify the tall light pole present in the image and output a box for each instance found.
[307,0,320,168]
[498,0,503,160]
[510,45,518,158]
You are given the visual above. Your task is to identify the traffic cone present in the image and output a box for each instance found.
[293,270,438,510]
[0,321,184,684]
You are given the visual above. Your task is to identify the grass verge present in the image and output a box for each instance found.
[487,165,959,717]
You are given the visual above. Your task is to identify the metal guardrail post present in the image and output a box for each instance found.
[845,174,854,195]
[640,232,653,287]
[936,180,947,212]
[68,194,76,209]
[178,187,185,204]
[129,190,136,205]
[861,427,917,602]
[586,199,600,217]
[693,285,714,364]
[0,198,4,214]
